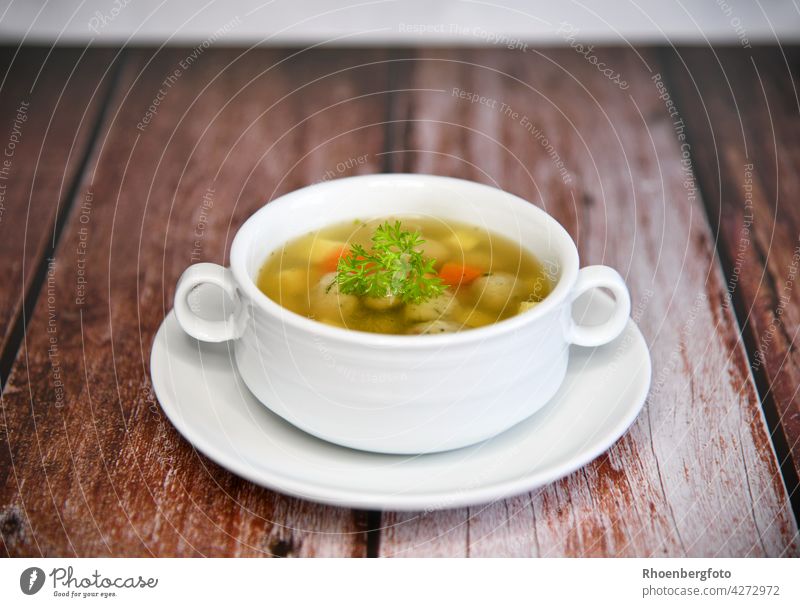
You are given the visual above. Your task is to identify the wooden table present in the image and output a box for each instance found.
[1,46,798,557]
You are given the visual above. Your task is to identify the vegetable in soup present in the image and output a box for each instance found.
[257,217,554,335]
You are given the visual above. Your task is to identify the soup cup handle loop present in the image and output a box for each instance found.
[174,263,243,343]
[566,265,631,347]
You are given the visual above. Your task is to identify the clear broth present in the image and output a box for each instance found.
[257,216,555,335]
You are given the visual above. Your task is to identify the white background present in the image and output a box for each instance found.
[0,0,798,45]
[2,558,799,606]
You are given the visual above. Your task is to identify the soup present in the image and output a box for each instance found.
[257,216,555,335]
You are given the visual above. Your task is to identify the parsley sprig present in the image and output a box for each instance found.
[332,221,445,304]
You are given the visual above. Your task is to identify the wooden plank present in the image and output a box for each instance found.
[0,47,116,377]
[664,46,800,490]
[378,48,798,556]
[0,48,389,556]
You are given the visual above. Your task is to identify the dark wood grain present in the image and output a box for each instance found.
[664,46,800,496]
[0,47,388,556]
[1,46,798,557]
[0,47,117,380]
[378,48,798,556]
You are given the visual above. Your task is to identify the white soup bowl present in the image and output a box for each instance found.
[173,174,631,454]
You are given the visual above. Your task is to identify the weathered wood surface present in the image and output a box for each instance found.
[0,46,798,557]
[0,48,116,378]
[378,48,798,556]
[0,48,389,556]
[665,47,800,493]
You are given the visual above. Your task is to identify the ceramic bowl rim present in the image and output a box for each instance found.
[229,174,579,349]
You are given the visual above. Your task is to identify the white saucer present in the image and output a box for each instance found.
[150,291,651,511]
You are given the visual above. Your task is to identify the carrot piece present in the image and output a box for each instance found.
[320,245,350,272]
[438,262,483,288]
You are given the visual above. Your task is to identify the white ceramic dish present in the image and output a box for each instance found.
[172,174,632,453]
[150,290,651,511]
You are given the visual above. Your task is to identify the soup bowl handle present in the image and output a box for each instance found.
[565,265,631,347]
[174,262,243,343]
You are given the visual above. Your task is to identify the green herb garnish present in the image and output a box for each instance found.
[332,221,445,304]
